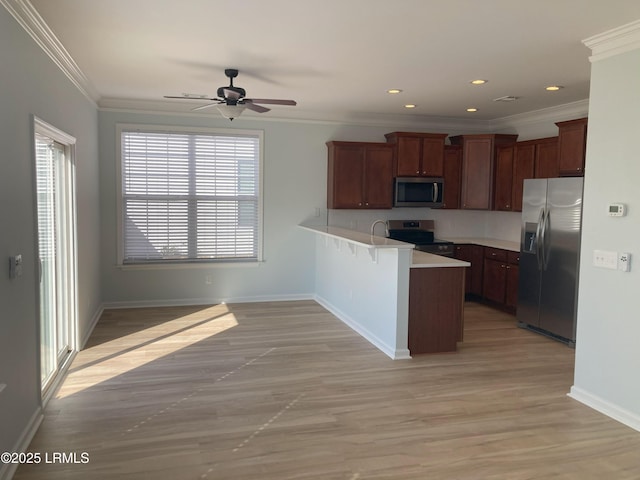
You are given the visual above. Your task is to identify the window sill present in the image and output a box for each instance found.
[116,260,263,271]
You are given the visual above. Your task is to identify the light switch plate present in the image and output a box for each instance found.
[9,254,23,279]
[593,250,617,270]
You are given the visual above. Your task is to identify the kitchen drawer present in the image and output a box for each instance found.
[484,247,507,262]
[507,251,520,264]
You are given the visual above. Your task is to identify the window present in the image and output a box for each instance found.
[118,125,263,265]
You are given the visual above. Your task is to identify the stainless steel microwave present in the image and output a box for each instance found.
[394,177,444,208]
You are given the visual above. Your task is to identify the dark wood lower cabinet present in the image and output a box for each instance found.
[454,244,484,297]
[483,258,507,304]
[505,251,520,312]
[482,248,520,313]
[505,263,519,310]
[408,267,465,354]
[454,243,520,314]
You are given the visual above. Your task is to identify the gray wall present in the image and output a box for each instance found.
[98,111,404,305]
[572,46,640,424]
[0,7,101,457]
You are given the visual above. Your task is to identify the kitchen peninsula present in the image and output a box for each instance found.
[300,225,469,359]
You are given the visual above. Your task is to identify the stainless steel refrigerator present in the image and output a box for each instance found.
[517,177,583,345]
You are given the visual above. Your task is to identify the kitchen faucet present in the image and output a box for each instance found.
[370,219,388,237]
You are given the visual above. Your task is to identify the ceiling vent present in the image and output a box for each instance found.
[493,95,519,102]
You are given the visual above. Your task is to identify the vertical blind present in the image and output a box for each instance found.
[121,130,260,263]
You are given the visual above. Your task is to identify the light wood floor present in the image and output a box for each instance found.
[15,301,640,479]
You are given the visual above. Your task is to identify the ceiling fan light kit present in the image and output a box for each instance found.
[216,104,246,121]
[164,68,296,121]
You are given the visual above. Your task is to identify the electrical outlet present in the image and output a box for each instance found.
[593,250,617,270]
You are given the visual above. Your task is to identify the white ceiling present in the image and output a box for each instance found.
[27,0,640,123]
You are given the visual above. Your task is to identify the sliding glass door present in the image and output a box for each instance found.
[34,119,77,394]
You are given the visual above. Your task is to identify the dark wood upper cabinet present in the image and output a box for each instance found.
[450,134,518,210]
[385,132,448,177]
[512,141,535,212]
[443,145,462,209]
[326,141,393,209]
[556,117,588,176]
[534,137,559,178]
[510,137,558,212]
[494,144,515,211]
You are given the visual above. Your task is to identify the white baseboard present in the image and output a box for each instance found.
[80,304,104,349]
[568,386,640,433]
[314,295,410,360]
[0,408,44,480]
[102,293,315,310]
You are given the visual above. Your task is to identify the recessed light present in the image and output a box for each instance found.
[387,89,402,94]
[466,108,478,112]
[404,104,416,109]
[545,85,564,91]
[470,79,488,85]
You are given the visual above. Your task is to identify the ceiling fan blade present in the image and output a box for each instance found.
[244,102,270,113]
[191,103,221,112]
[164,95,217,100]
[223,88,241,100]
[244,98,297,106]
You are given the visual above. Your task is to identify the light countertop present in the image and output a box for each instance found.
[299,224,415,250]
[444,237,520,252]
[300,225,518,262]
[411,251,470,269]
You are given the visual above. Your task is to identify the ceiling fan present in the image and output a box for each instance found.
[164,68,297,120]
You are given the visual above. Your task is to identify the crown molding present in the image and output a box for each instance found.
[99,96,588,134]
[98,97,498,131]
[583,19,640,62]
[492,99,589,131]
[1,0,99,105]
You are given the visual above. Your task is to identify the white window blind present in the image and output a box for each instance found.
[121,129,260,264]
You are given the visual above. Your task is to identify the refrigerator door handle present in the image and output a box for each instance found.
[542,206,551,270]
[535,208,545,270]
[540,208,549,270]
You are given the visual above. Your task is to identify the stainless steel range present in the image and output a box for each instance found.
[387,220,454,257]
